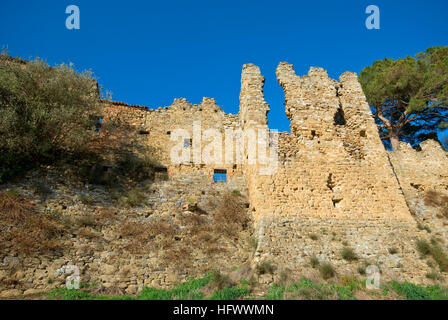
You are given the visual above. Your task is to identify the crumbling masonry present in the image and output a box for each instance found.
[100,62,448,284]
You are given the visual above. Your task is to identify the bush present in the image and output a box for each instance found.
[118,188,146,208]
[428,243,448,272]
[388,247,398,254]
[79,194,95,205]
[416,239,448,272]
[256,261,276,275]
[214,192,249,237]
[341,247,358,261]
[309,233,318,240]
[416,239,431,256]
[0,191,67,255]
[210,271,234,291]
[319,262,336,279]
[357,266,366,275]
[232,189,241,196]
[116,153,159,182]
[0,56,102,182]
[310,256,320,268]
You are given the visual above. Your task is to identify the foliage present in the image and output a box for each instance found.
[310,255,320,268]
[359,46,448,150]
[341,247,358,261]
[256,261,276,275]
[416,239,448,272]
[0,191,67,255]
[319,262,336,279]
[390,281,448,300]
[209,270,233,291]
[416,239,431,256]
[0,56,101,181]
[209,286,250,300]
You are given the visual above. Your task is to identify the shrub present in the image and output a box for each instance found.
[75,214,96,228]
[416,239,431,256]
[310,256,320,268]
[119,188,146,208]
[428,243,448,272]
[78,228,100,239]
[232,189,241,196]
[264,284,285,300]
[256,261,276,275]
[341,247,358,261]
[309,233,318,240]
[426,270,442,281]
[357,266,366,275]
[417,222,431,233]
[210,271,233,291]
[116,153,159,183]
[442,204,448,219]
[0,191,66,255]
[79,194,95,205]
[0,56,102,182]
[319,262,336,279]
[388,247,398,255]
[214,192,249,237]
[32,181,52,200]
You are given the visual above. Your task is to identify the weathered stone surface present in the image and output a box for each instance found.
[1,60,447,295]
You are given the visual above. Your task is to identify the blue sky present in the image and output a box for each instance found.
[1,0,447,137]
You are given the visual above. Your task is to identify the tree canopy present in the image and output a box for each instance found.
[0,55,102,181]
[359,46,448,150]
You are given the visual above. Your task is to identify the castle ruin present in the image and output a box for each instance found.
[99,62,448,284]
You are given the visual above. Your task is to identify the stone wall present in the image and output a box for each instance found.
[100,61,438,284]
[2,57,447,298]
[241,62,413,222]
[243,62,433,283]
[101,97,243,181]
[389,140,448,246]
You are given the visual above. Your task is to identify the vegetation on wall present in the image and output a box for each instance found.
[0,55,102,182]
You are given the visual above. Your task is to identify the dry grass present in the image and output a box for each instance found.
[119,218,177,253]
[424,190,448,207]
[117,191,252,273]
[213,192,249,237]
[77,227,100,239]
[0,191,67,255]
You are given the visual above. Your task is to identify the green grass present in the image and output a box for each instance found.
[209,286,250,300]
[262,278,448,301]
[46,275,448,301]
[47,273,251,300]
[390,281,448,300]
[416,239,448,271]
[264,284,285,300]
[265,278,358,300]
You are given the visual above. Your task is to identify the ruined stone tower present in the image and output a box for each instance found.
[99,61,441,284]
